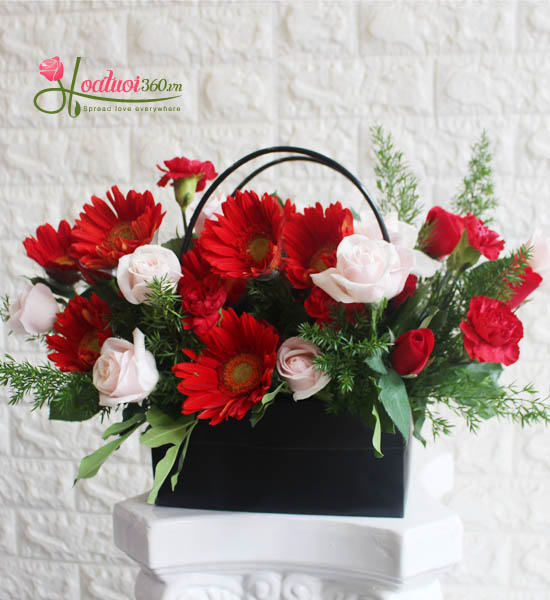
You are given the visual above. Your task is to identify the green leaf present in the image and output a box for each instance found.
[371,404,383,458]
[170,423,196,491]
[147,443,181,504]
[49,395,100,422]
[378,369,411,442]
[250,382,285,427]
[146,405,178,428]
[365,350,387,375]
[75,427,137,483]
[419,309,438,330]
[102,412,146,440]
[139,418,195,448]
[464,361,503,383]
[162,237,184,256]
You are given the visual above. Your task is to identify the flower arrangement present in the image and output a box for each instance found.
[1,129,549,505]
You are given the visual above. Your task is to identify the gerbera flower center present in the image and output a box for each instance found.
[221,353,263,395]
[309,244,336,273]
[108,221,135,243]
[248,235,271,262]
[55,255,76,266]
[78,331,101,355]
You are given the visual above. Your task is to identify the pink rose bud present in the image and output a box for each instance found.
[93,328,159,407]
[6,283,58,335]
[39,57,64,82]
[276,337,330,401]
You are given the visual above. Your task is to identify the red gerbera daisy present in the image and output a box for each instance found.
[173,309,279,425]
[71,186,165,270]
[46,293,113,372]
[199,190,285,279]
[23,220,80,283]
[283,202,354,289]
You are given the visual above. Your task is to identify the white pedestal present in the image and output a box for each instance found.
[113,453,462,600]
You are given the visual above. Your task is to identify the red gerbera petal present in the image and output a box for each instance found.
[23,220,81,283]
[46,293,112,372]
[283,202,354,289]
[199,190,285,280]
[172,309,279,425]
[70,186,165,270]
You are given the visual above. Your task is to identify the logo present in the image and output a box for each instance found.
[34,56,182,118]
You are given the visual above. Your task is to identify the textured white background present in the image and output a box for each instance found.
[1,1,550,598]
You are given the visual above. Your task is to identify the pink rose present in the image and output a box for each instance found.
[311,234,414,304]
[527,229,550,286]
[39,57,64,82]
[194,194,225,236]
[276,337,330,400]
[355,210,440,278]
[117,245,182,305]
[93,328,159,407]
[6,283,58,335]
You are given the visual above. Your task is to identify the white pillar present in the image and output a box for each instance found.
[113,452,462,600]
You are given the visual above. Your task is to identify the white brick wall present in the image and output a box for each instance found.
[1,1,549,598]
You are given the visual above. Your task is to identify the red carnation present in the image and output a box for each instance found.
[391,329,435,375]
[199,190,285,280]
[173,309,279,425]
[71,186,164,270]
[463,213,504,260]
[46,293,112,372]
[506,267,542,310]
[283,202,353,289]
[23,220,80,283]
[423,206,464,258]
[392,274,418,309]
[157,156,217,191]
[460,296,523,366]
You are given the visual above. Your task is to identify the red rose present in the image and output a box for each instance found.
[423,207,465,258]
[391,329,435,375]
[39,56,64,82]
[505,267,542,310]
[393,274,418,309]
[463,213,504,260]
[460,296,523,366]
[156,156,217,190]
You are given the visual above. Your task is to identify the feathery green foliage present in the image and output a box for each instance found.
[452,130,497,221]
[0,295,10,322]
[0,357,102,421]
[371,125,422,225]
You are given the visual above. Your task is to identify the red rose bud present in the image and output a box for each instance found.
[459,296,523,366]
[423,207,465,258]
[505,267,543,310]
[393,274,418,309]
[463,213,505,260]
[391,328,435,375]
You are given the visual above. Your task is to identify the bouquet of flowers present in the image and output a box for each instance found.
[1,129,549,504]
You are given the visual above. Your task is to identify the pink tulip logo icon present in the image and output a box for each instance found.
[39,56,64,82]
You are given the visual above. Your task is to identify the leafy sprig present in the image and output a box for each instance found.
[452,130,497,221]
[371,125,422,225]
[0,357,102,421]
[0,294,10,322]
